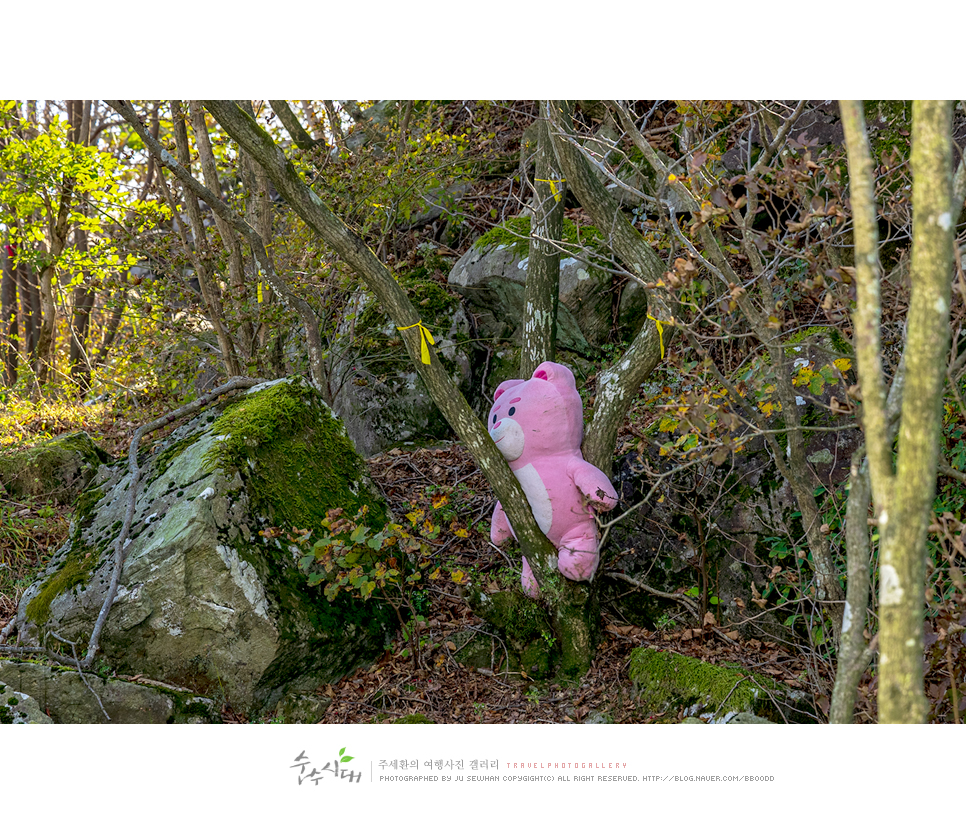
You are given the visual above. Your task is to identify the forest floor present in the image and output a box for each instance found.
[279,442,841,725]
[0,395,859,725]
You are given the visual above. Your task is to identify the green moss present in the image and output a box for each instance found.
[198,379,397,680]
[205,380,384,531]
[73,485,105,530]
[392,713,435,723]
[629,647,813,722]
[475,215,605,258]
[25,544,101,626]
[864,101,912,160]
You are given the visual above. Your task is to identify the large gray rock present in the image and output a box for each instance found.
[329,279,484,457]
[0,682,53,724]
[10,378,396,715]
[448,217,649,348]
[0,431,111,505]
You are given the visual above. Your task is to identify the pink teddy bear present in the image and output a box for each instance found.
[488,361,618,598]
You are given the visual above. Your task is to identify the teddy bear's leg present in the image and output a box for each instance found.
[556,527,601,583]
[521,556,541,599]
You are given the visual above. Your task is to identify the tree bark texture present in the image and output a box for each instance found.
[189,101,254,362]
[166,102,243,378]
[1,244,17,386]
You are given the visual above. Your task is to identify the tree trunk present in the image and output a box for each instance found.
[68,226,96,393]
[520,116,564,377]
[842,99,955,723]
[1,243,18,386]
[35,180,75,389]
[168,101,242,378]
[189,101,254,363]
[111,101,328,394]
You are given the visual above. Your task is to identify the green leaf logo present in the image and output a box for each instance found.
[339,747,354,763]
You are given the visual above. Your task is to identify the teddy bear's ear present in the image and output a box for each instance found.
[531,361,555,381]
[532,361,574,386]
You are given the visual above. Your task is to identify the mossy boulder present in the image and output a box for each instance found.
[629,647,816,723]
[10,378,396,716]
[448,215,649,348]
[0,431,112,504]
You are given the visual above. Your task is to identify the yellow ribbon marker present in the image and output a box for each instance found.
[397,320,435,365]
[648,314,671,359]
[535,178,566,203]
[257,282,264,303]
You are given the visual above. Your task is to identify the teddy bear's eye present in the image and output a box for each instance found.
[492,414,497,424]
[508,407,516,416]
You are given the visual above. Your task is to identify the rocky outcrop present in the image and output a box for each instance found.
[10,378,396,715]
[329,273,484,457]
[0,431,112,504]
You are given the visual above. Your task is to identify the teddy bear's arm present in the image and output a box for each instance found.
[570,459,619,511]
[490,501,514,544]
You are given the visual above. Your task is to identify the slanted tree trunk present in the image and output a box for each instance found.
[189,101,254,364]
[194,100,604,672]
[543,100,669,477]
[111,101,328,395]
[35,181,74,389]
[168,101,242,378]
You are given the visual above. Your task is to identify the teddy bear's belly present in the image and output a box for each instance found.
[513,463,553,536]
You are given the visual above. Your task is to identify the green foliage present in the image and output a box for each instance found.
[0,100,168,271]
[299,498,467,668]
[297,101,500,250]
